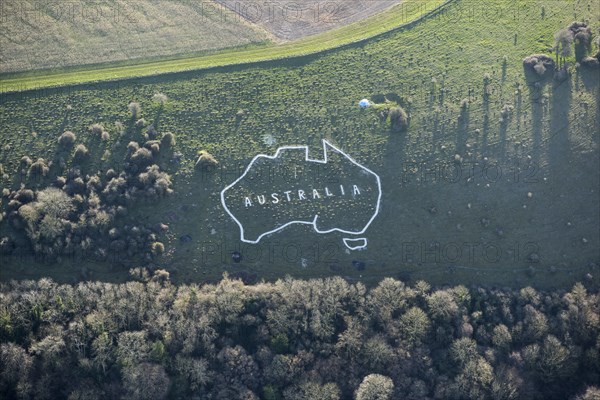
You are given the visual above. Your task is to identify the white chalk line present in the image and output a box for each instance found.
[220,140,382,250]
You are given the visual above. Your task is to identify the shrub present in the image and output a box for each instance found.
[144,140,160,155]
[58,131,76,148]
[89,123,104,136]
[523,54,555,73]
[151,241,164,256]
[135,118,147,128]
[131,148,153,166]
[73,144,89,163]
[14,188,35,204]
[18,204,40,226]
[128,102,141,118]
[388,106,409,132]
[38,215,64,241]
[127,141,140,153]
[195,150,219,168]
[35,187,74,218]
[555,29,574,60]
[152,93,168,105]
[28,158,49,177]
[20,156,33,167]
[161,132,175,147]
[146,125,157,140]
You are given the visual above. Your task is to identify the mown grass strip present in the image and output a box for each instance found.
[0,0,449,93]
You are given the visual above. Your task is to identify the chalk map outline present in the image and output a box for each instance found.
[220,140,382,250]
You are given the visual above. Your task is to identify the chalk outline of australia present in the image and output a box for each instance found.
[220,140,382,250]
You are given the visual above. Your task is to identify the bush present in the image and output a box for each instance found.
[35,187,74,218]
[388,106,409,132]
[135,118,147,128]
[128,102,141,118]
[161,132,175,147]
[28,158,49,178]
[20,156,32,168]
[14,188,34,204]
[58,131,76,148]
[523,54,555,73]
[152,93,168,105]
[127,141,140,153]
[195,150,219,168]
[131,148,153,166]
[151,241,164,256]
[144,140,160,155]
[89,124,104,136]
[73,144,89,163]
[555,28,574,63]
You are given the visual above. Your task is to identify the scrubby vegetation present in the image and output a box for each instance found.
[0,276,598,399]
[1,101,175,267]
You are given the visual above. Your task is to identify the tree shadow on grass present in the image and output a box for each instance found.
[547,74,572,181]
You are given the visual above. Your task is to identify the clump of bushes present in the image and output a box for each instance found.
[523,54,555,76]
[1,109,177,263]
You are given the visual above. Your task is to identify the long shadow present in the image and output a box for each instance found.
[481,95,490,156]
[498,118,509,162]
[523,66,553,168]
[529,86,544,167]
[548,74,572,179]
[456,106,469,155]
[577,66,600,148]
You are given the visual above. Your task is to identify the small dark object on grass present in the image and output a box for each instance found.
[232,251,242,263]
[179,234,192,243]
[352,260,366,271]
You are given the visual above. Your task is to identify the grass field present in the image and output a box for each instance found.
[0,0,599,288]
[0,0,447,92]
[0,0,270,74]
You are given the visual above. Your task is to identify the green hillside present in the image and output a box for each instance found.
[0,0,598,289]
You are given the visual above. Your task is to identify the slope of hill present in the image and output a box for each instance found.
[0,0,598,288]
[215,0,402,40]
[0,0,271,73]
